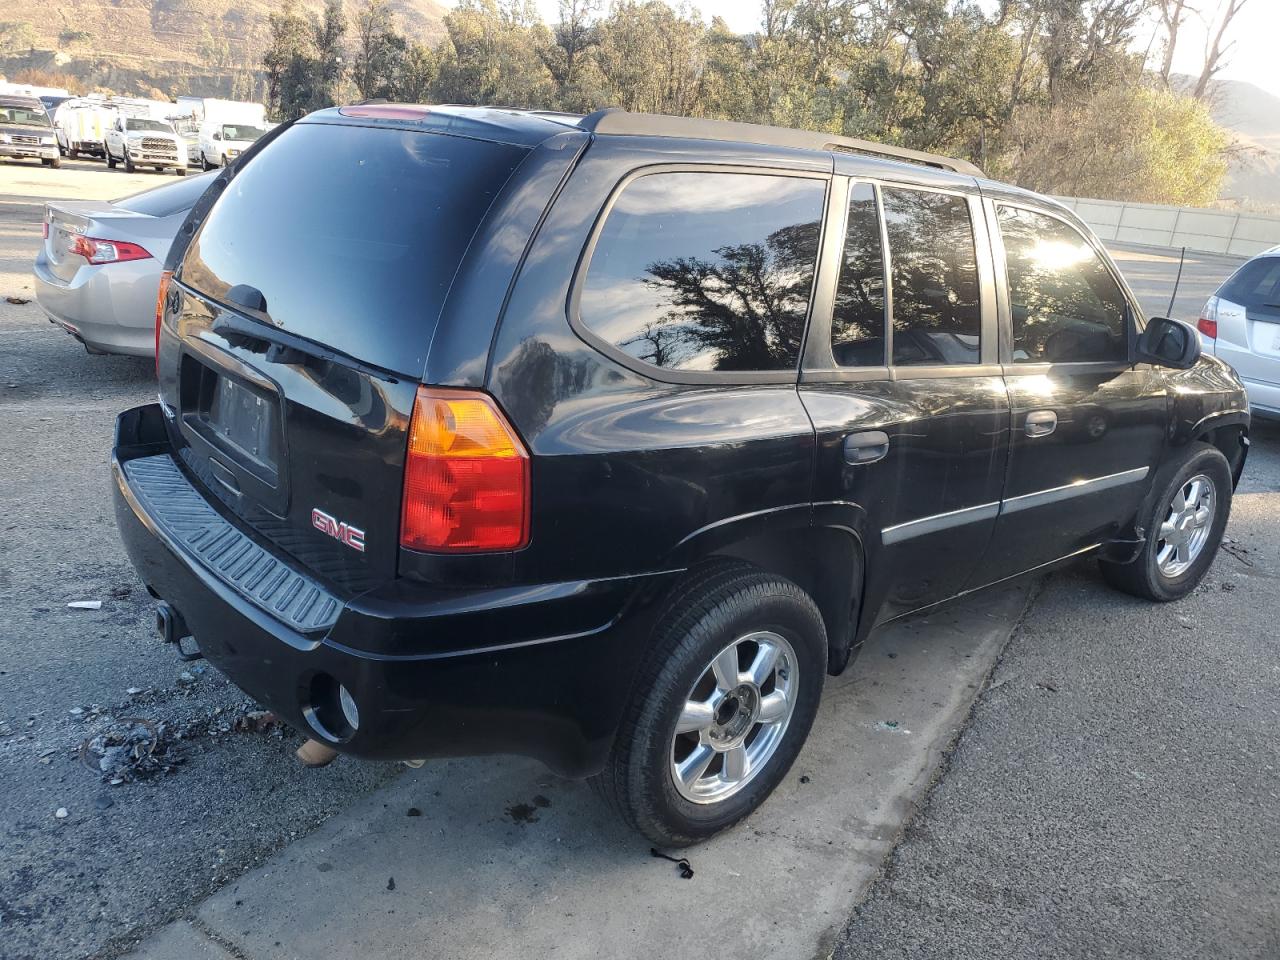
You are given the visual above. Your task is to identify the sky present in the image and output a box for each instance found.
[494,0,1280,100]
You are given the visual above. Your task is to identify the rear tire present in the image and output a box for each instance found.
[48,157,61,169]
[591,565,826,847]
[1100,442,1232,602]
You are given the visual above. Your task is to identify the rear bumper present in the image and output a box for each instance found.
[112,404,675,776]
[1242,377,1280,421]
[34,250,159,357]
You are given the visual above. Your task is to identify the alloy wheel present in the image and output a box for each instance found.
[1156,473,1215,578]
[670,630,798,804]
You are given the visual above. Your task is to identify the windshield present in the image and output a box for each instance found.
[0,105,51,127]
[126,118,174,134]
[221,124,267,141]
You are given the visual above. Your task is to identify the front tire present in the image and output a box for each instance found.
[1100,442,1232,601]
[106,148,117,169]
[591,565,826,847]
[124,151,135,173]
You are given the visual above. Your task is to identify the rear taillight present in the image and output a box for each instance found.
[154,270,173,377]
[400,387,530,553]
[1197,296,1219,340]
[71,234,152,265]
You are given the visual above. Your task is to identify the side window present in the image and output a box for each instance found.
[831,182,887,367]
[882,187,981,366]
[997,205,1129,363]
[580,171,826,373]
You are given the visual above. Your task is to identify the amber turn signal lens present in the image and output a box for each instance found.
[400,387,530,552]
[154,270,173,378]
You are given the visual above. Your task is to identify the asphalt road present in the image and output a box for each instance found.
[834,368,1280,952]
[0,159,395,960]
[0,158,1273,960]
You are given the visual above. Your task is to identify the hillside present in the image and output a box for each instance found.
[0,0,447,99]
[1169,75,1280,213]
[1204,78,1280,213]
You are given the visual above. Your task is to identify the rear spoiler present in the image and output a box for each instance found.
[163,117,297,274]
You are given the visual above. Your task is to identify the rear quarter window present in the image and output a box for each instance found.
[180,123,527,376]
[578,170,827,375]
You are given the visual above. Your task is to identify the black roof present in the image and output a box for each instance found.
[306,103,985,178]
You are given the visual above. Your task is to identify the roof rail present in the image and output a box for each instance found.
[577,109,983,178]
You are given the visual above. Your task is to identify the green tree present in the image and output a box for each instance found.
[353,0,406,100]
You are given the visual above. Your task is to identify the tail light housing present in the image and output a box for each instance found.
[154,269,173,376]
[400,387,530,552]
[1197,296,1218,340]
[71,235,152,265]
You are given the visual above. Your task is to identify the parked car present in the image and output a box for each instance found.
[53,98,113,159]
[197,120,269,168]
[35,171,215,355]
[104,115,187,174]
[0,95,59,167]
[1199,245,1280,420]
[113,106,1249,847]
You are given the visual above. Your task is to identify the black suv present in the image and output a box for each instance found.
[113,105,1249,846]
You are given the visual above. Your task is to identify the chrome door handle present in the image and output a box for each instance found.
[1024,410,1058,438]
[843,430,890,465]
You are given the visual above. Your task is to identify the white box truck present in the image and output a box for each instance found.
[53,98,113,159]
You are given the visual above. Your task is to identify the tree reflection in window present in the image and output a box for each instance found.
[580,172,826,373]
[998,205,1128,363]
[831,182,887,368]
[882,187,981,366]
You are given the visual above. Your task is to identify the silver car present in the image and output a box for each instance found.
[1199,245,1280,420]
[34,172,214,356]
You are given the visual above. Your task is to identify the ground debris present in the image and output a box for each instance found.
[79,717,182,782]
[6,295,31,305]
[67,600,103,611]
[229,710,281,735]
[650,847,694,879]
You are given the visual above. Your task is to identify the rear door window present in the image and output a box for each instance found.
[579,170,826,374]
[997,205,1129,363]
[181,122,527,376]
[831,182,887,368]
[882,187,981,366]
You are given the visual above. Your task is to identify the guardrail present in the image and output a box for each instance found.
[1054,196,1280,258]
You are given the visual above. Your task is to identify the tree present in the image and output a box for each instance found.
[263,1,316,121]
[1192,0,1249,99]
[997,83,1229,205]
[354,0,407,100]
[434,0,558,107]
[1154,0,1195,87]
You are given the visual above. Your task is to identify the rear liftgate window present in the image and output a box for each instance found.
[181,123,528,376]
[580,171,827,373]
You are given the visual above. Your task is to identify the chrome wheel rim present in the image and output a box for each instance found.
[670,630,798,805]
[1156,474,1215,578]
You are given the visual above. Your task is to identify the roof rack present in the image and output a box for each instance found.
[577,108,983,178]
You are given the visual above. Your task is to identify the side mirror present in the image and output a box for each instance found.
[1135,316,1202,370]
[213,132,222,141]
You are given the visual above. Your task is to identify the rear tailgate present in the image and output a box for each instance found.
[159,118,531,592]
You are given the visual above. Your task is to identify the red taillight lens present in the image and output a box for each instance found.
[400,387,530,552]
[71,234,152,265]
[1196,316,1217,339]
[154,270,173,376]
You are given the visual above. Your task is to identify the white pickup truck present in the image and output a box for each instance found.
[104,115,187,175]
[197,121,270,169]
